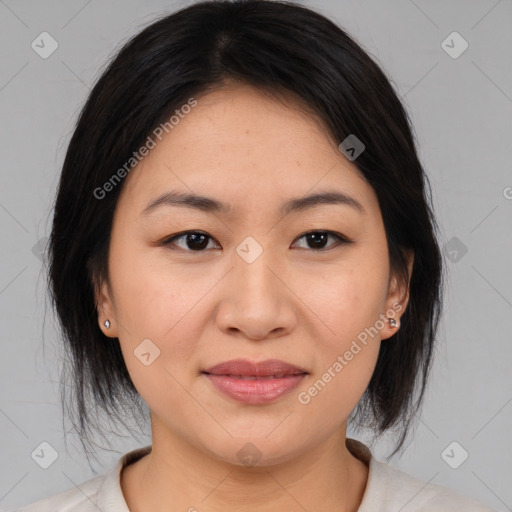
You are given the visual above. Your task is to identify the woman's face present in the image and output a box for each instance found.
[97,83,411,466]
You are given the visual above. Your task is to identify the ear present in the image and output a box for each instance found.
[381,249,414,340]
[93,276,119,338]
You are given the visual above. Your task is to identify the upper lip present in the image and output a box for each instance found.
[203,358,308,377]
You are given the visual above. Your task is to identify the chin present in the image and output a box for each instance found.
[198,432,307,469]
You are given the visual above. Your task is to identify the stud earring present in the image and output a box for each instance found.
[388,317,397,328]
[104,319,111,329]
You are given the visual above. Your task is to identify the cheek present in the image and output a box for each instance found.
[108,237,208,371]
[300,256,389,349]
[298,275,384,415]
[297,342,380,431]
[294,251,387,409]
[110,234,186,327]
[109,247,205,413]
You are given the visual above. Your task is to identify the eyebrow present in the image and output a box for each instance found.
[141,189,366,217]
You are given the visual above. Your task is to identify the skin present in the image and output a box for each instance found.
[95,82,413,512]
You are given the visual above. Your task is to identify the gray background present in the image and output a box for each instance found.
[0,0,511,510]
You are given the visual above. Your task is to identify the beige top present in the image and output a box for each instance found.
[13,438,496,511]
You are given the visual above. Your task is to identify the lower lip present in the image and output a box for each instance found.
[203,373,307,404]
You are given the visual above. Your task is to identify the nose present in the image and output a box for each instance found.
[215,244,297,341]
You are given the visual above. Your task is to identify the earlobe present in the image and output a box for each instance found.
[94,280,118,338]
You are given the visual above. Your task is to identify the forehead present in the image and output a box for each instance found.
[116,84,378,219]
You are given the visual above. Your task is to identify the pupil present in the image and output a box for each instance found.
[308,232,327,249]
[188,233,208,250]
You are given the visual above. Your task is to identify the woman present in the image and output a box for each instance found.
[14,0,495,510]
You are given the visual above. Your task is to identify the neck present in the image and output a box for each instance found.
[121,419,369,512]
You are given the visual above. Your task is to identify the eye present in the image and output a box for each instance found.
[162,231,219,252]
[162,230,351,252]
[292,230,352,251]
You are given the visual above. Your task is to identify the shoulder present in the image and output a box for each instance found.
[346,438,496,511]
[8,473,106,512]
[9,446,151,512]
[364,457,496,511]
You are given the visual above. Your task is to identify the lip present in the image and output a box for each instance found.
[204,358,308,377]
[202,358,308,404]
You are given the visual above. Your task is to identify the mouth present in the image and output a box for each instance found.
[204,374,303,380]
[203,358,308,377]
[202,359,308,404]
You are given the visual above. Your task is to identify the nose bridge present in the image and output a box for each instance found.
[232,234,281,299]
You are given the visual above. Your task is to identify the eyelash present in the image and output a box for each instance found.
[161,230,353,253]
